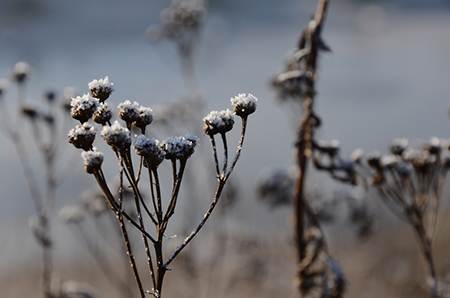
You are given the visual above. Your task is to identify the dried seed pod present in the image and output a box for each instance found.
[203,109,234,136]
[88,76,114,102]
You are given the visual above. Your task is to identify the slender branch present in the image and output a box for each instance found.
[225,116,247,179]
[209,135,221,177]
[221,133,228,174]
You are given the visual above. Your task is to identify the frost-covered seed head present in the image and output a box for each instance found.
[135,106,153,130]
[230,93,258,117]
[381,154,399,169]
[68,123,96,151]
[81,148,104,174]
[59,205,85,224]
[426,137,442,154]
[88,76,114,102]
[21,105,40,120]
[317,139,340,156]
[118,100,140,124]
[390,138,408,155]
[101,121,131,151]
[134,135,165,168]
[93,103,112,125]
[70,94,98,123]
[12,62,30,84]
[45,90,56,103]
[203,109,234,136]
[161,135,197,160]
[367,152,382,169]
[351,148,364,163]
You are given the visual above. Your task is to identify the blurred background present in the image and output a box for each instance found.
[1,0,450,297]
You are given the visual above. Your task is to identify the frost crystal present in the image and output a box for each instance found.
[161,135,197,160]
[135,106,153,130]
[118,100,140,124]
[93,103,112,125]
[203,109,234,135]
[88,76,114,102]
[230,93,258,117]
[101,120,131,151]
[68,123,96,151]
[70,94,98,123]
[81,148,104,174]
[134,135,165,167]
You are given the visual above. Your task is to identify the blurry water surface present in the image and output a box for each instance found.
[1,0,450,266]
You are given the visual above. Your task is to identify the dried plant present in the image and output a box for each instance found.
[270,0,347,297]
[0,62,76,298]
[314,137,450,297]
[67,76,256,297]
[59,190,135,298]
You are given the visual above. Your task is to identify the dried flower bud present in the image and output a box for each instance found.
[88,76,114,102]
[81,148,104,174]
[367,152,382,169]
[161,135,197,160]
[317,139,340,156]
[134,135,165,168]
[70,94,98,123]
[381,154,399,169]
[101,120,131,151]
[351,148,364,163]
[45,90,56,103]
[203,109,234,136]
[12,62,30,84]
[68,123,96,151]
[59,205,85,224]
[21,105,40,120]
[93,103,112,125]
[390,138,408,155]
[230,93,258,117]
[425,137,442,155]
[117,100,140,124]
[135,106,153,131]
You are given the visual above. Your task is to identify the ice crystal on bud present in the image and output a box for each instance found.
[134,135,165,168]
[203,109,234,135]
[230,93,258,117]
[88,76,114,102]
[381,154,399,168]
[135,106,153,131]
[118,100,140,124]
[81,148,104,174]
[70,94,98,123]
[161,135,197,160]
[101,120,131,151]
[12,61,30,83]
[68,123,96,151]
[93,103,112,125]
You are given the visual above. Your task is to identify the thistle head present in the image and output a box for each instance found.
[88,76,114,102]
[70,94,98,123]
[101,120,131,151]
[203,109,234,136]
[230,93,257,117]
[81,148,104,174]
[68,123,96,151]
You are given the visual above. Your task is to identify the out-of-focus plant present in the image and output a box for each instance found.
[59,188,135,298]
[67,76,257,297]
[314,137,450,297]
[0,62,76,298]
[270,0,346,297]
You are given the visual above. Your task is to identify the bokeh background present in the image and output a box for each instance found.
[1,0,450,297]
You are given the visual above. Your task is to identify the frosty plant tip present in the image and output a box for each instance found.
[68,76,257,298]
